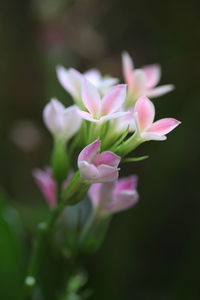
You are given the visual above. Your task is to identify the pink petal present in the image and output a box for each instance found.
[133,69,147,97]
[101,111,129,121]
[133,96,155,131]
[116,109,135,132]
[81,79,101,116]
[56,66,82,98]
[114,176,138,193]
[68,68,83,96]
[142,64,161,89]
[43,98,64,135]
[107,190,139,214]
[97,165,119,182]
[95,151,121,168]
[77,110,101,123]
[84,69,101,86]
[146,84,174,98]
[88,183,102,207]
[148,118,181,135]
[122,52,135,90]
[78,139,101,165]
[33,169,56,208]
[78,161,99,180]
[101,84,127,115]
[141,132,167,141]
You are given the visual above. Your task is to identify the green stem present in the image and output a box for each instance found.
[79,211,111,254]
[24,202,65,300]
[115,132,144,157]
[24,173,90,299]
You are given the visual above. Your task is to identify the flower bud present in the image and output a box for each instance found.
[78,139,121,183]
[89,176,139,216]
[43,99,82,143]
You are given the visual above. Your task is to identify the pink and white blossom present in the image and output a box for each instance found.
[89,176,139,216]
[78,79,127,122]
[56,66,118,101]
[78,139,121,182]
[43,99,82,142]
[84,69,118,95]
[133,96,181,141]
[122,52,174,103]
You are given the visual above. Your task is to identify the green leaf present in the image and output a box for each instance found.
[122,155,149,163]
[0,191,25,300]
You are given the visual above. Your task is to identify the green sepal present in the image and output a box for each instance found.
[122,155,149,163]
[62,171,90,206]
[108,127,130,152]
[51,141,69,184]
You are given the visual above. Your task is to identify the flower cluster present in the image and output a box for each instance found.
[35,52,180,218]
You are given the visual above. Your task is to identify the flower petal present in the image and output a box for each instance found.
[142,64,161,89]
[33,169,56,208]
[101,111,129,121]
[78,139,101,165]
[122,51,135,89]
[43,98,65,136]
[100,78,119,89]
[133,96,155,131]
[78,161,100,180]
[148,118,181,135]
[133,69,147,97]
[81,79,101,115]
[95,151,121,168]
[114,176,138,193]
[56,66,82,98]
[115,108,136,132]
[63,105,82,140]
[101,84,127,115]
[106,190,139,214]
[88,183,102,207]
[78,110,100,123]
[84,69,101,87]
[146,84,174,98]
[97,165,119,182]
[141,132,167,141]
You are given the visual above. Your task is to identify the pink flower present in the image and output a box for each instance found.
[133,96,181,141]
[122,52,174,103]
[84,69,119,95]
[56,66,118,101]
[78,139,121,182]
[114,106,136,133]
[33,168,56,208]
[43,99,82,142]
[89,176,139,216]
[78,79,127,123]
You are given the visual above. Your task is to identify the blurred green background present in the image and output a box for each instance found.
[0,0,199,299]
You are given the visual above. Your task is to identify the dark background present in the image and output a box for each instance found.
[0,0,199,299]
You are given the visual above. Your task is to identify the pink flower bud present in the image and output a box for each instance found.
[43,99,82,142]
[89,176,139,216]
[33,168,56,208]
[78,139,121,182]
[33,168,69,208]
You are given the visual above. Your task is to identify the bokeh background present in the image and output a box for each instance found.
[0,0,199,299]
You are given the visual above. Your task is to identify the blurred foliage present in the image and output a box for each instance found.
[0,0,200,299]
[0,192,24,300]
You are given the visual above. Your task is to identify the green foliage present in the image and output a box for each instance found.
[0,192,25,300]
